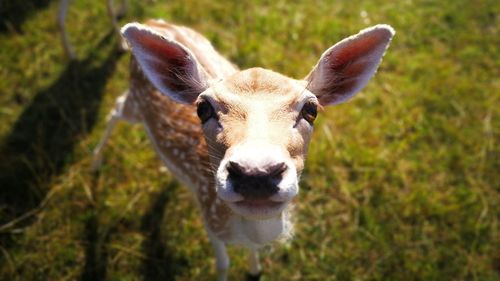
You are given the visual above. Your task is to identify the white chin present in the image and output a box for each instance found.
[226,199,288,220]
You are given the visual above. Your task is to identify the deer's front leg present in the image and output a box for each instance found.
[106,0,128,51]
[247,248,262,280]
[57,0,75,59]
[209,234,229,281]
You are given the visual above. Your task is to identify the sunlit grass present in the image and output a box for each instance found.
[0,0,498,280]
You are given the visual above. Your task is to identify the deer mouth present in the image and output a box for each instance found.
[228,198,287,219]
[236,198,283,208]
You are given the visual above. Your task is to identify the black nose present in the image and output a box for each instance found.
[227,161,287,199]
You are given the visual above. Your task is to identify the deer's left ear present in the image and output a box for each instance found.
[121,23,208,104]
[306,24,395,106]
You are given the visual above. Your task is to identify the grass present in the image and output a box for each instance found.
[0,0,498,280]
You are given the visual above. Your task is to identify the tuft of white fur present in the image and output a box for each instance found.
[276,204,295,243]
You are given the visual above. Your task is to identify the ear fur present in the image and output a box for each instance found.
[306,24,395,106]
[121,23,208,104]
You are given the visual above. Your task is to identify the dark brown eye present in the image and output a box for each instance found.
[301,101,317,124]
[197,100,214,123]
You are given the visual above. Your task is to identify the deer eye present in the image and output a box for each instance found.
[197,100,215,124]
[301,101,318,124]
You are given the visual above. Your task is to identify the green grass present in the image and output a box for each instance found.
[0,0,498,280]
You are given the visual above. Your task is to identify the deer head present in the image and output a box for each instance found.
[121,23,394,220]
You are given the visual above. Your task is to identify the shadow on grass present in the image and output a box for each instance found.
[140,181,189,281]
[80,210,113,281]
[78,180,189,281]
[80,174,113,281]
[0,0,52,33]
[0,32,122,244]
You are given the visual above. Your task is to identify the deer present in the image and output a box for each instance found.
[58,0,128,59]
[91,19,394,280]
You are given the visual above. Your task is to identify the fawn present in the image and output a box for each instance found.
[92,19,394,280]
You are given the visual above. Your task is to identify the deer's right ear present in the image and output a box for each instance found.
[306,24,394,106]
[121,23,208,104]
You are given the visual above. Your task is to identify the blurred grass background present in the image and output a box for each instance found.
[0,0,498,280]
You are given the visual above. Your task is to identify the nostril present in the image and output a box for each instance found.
[227,160,286,199]
[268,162,287,178]
[226,161,288,180]
[227,161,287,179]
[227,161,246,178]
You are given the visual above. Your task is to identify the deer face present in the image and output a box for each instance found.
[121,23,394,219]
[196,69,317,218]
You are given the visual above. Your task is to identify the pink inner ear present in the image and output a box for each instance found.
[137,32,190,73]
[306,25,394,106]
[123,24,209,104]
[313,28,392,105]
[328,33,382,75]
